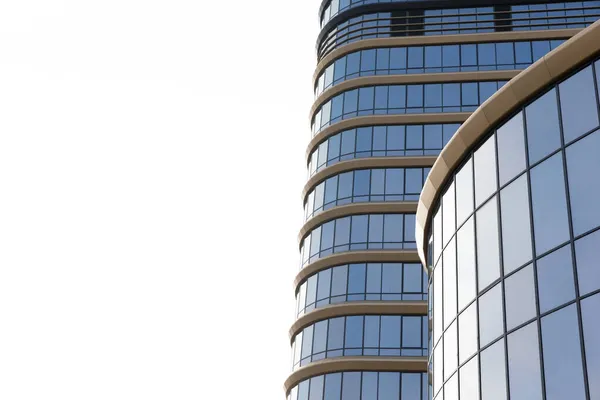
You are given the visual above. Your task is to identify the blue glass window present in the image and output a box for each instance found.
[504,264,536,330]
[537,245,575,313]
[479,283,503,347]
[541,304,586,400]
[575,230,600,296]
[566,129,600,236]
[530,153,570,255]
[507,322,542,400]
[525,89,561,164]
[497,112,526,186]
[559,65,599,143]
[500,175,532,274]
[582,293,600,400]
[480,339,507,400]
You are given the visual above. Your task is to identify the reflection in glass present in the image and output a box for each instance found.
[479,283,503,347]
[542,304,586,400]
[575,230,600,296]
[444,320,457,381]
[500,175,532,274]
[497,112,526,185]
[566,129,600,236]
[525,89,561,164]
[481,339,507,400]
[456,158,474,226]
[504,264,536,331]
[507,322,542,400]
[443,238,457,327]
[474,135,497,207]
[442,183,456,247]
[460,357,479,400]
[559,65,599,143]
[537,245,575,313]
[457,217,476,310]
[459,302,477,364]
[582,293,600,400]
[530,153,570,255]
[476,198,500,291]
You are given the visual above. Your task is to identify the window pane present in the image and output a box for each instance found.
[379,373,400,400]
[401,373,422,399]
[497,112,526,186]
[341,372,360,400]
[582,293,600,400]
[460,357,480,400]
[530,153,570,255]
[479,283,503,347]
[381,316,401,348]
[364,316,380,348]
[541,304,586,400]
[361,373,377,399]
[559,65,599,143]
[456,158,474,226]
[443,238,457,327]
[382,263,402,293]
[566,129,600,236]
[309,376,324,400]
[402,316,422,348]
[457,217,476,310]
[459,302,478,364]
[504,264,536,331]
[537,245,575,313]
[500,175,532,274]
[324,373,342,400]
[345,316,363,348]
[507,322,542,400]
[477,197,501,291]
[442,182,456,246]
[445,373,458,400]
[525,89,561,164]
[327,317,345,350]
[575,229,600,296]
[480,339,507,400]
[474,135,497,206]
[444,320,458,380]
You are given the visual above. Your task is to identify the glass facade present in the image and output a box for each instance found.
[292,314,428,370]
[426,55,600,400]
[287,371,428,400]
[318,1,600,58]
[307,124,459,178]
[296,262,428,317]
[315,39,564,97]
[300,213,416,268]
[304,167,430,220]
[312,81,508,136]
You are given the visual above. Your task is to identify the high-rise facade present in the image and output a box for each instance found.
[286,2,600,399]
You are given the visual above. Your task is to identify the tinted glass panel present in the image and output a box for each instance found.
[582,293,600,400]
[530,153,570,255]
[566,129,600,236]
[474,135,497,206]
[497,112,526,186]
[504,264,536,331]
[525,89,561,164]
[480,339,507,400]
[500,175,532,274]
[479,283,503,347]
[476,198,500,291]
[541,304,586,400]
[575,229,600,296]
[507,322,542,400]
[560,65,599,143]
[537,245,575,313]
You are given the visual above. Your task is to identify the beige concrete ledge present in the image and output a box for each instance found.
[307,113,470,162]
[299,202,418,246]
[314,29,581,84]
[415,20,600,268]
[303,156,437,202]
[311,70,521,121]
[295,250,420,290]
[284,356,427,395]
[290,301,428,341]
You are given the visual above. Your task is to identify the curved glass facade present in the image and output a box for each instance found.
[305,167,429,220]
[292,314,428,370]
[427,57,600,400]
[312,81,507,136]
[300,213,416,268]
[318,2,599,58]
[320,0,405,27]
[315,39,564,97]
[296,262,428,317]
[308,124,459,178]
[287,371,428,400]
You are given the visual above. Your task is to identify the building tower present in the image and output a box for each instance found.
[286,2,600,399]
[416,21,600,400]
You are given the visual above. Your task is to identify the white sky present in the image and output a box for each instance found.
[0,1,320,398]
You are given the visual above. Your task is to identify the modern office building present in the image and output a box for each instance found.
[286,1,600,399]
[415,21,600,400]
